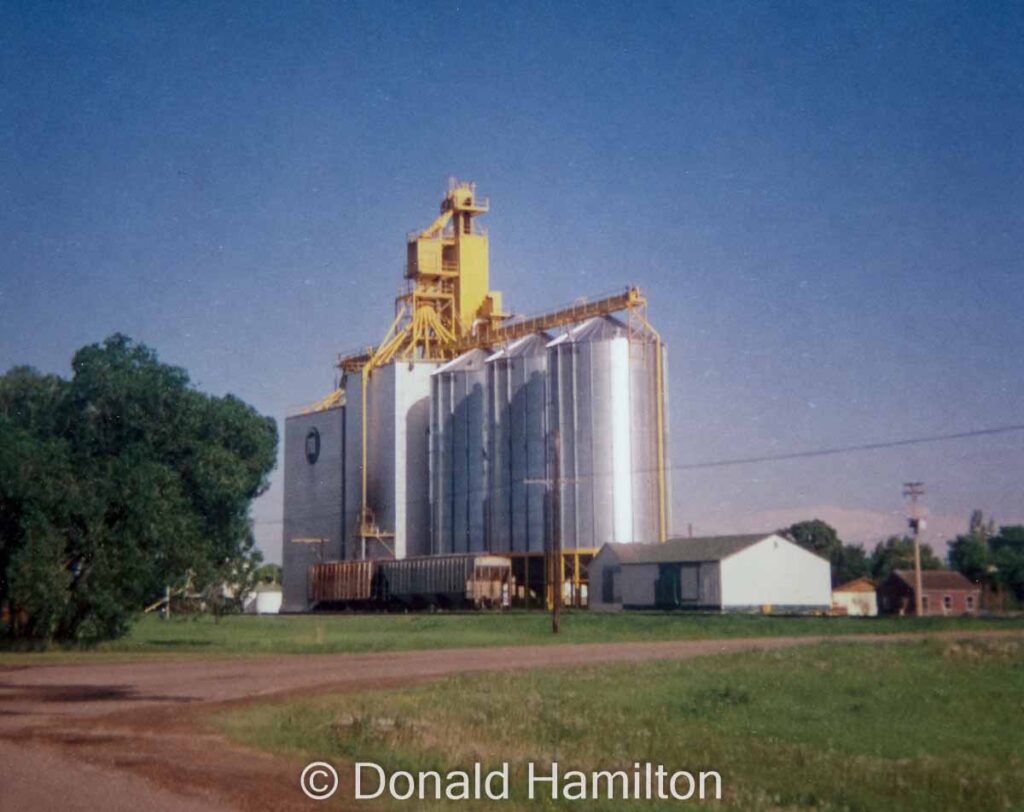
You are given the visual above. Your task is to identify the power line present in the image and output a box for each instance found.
[250,422,1024,525]
[674,423,1024,471]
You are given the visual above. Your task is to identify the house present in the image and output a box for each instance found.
[831,577,878,616]
[877,570,981,616]
[589,533,831,612]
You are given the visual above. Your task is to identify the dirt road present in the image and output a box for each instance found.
[2,630,1020,811]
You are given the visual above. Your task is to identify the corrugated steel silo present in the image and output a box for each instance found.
[546,316,663,549]
[485,334,550,553]
[430,349,489,554]
[344,361,437,561]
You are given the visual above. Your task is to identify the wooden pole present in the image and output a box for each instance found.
[551,429,562,635]
[904,482,925,617]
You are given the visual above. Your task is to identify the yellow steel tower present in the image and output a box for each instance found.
[337,179,507,555]
[340,178,506,375]
[406,178,506,342]
[325,179,668,558]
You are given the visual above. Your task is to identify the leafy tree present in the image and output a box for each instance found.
[202,533,266,617]
[0,415,79,638]
[869,535,943,582]
[787,520,842,562]
[992,545,1024,603]
[256,563,283,585]
[949,536,991,584]
[946,514,1024,608]
[0,335,277,641]
[834,543,871,586]
[948,510,994,585]
[784,520,869,586]
[990,525,1024,554]
[969,509,996,540]
[990,526,1024,603]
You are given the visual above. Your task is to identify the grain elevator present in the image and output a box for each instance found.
[282,179,670,611]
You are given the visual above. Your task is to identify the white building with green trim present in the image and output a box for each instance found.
[590,533,830,612]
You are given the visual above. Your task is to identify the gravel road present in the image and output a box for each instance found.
[3,630,1020,811]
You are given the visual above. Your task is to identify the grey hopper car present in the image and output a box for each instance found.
[310,554,512,609]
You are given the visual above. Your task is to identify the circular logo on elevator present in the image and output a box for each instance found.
[305,428,321,464]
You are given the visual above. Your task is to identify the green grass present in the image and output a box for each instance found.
[217,637,1024,811]
[3,612,1024,663]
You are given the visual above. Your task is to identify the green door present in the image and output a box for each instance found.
[655,564,682,608]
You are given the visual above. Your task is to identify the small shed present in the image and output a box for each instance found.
[831,577,878,616]
[589,533,831,612]
[244,585,283,615]
[877,570,981,616]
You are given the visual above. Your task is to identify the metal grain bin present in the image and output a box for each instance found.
[344,360,438,561]
[486,333,550,553]
[430,349,490,554]
[546,315,663,549]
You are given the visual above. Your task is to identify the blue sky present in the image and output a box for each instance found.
[3,1,1022,560]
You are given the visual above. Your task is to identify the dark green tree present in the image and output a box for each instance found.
[990,525,1024,554]
[833,543,871,586]
[786,520,842,561]
[948,510,994,585]
[869,535,943,582]
[990,526,1024,603]
[256,563,283,585]
[784,520,869,586]
[949,536,991,584]
[0,335,277,641]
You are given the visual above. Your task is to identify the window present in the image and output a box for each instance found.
[966,595,975,611]
[921,595,929,612]
[943,595,952,611]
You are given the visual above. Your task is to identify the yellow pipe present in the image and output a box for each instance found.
[632,304,668,543]
[559,553,565,606]
[360,363,369,558]
[655,335,667,542]
[357,306,410,556]
[419,208,452,240]
[573,551,581,608]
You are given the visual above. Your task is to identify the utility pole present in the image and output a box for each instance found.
[527,430,564,634]
[550,429,562,635]
[903,482,926,617]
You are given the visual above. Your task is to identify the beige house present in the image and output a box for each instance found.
[831,577,877,616]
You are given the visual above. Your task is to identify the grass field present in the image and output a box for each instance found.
[2,612,1024,663]
[217,637,1024,811]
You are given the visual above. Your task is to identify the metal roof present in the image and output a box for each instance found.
[833,577,876,593]
[603,534,776,565]
[485,332,550,363]
[891,569,979,591]
[433,347,490,374]
[546,314,630,348]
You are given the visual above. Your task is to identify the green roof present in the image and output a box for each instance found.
[603,534,775,565]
